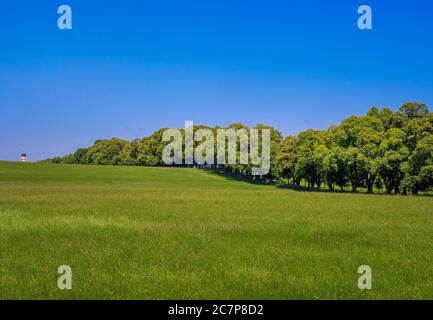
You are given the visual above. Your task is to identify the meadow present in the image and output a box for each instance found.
[0,161,432,299]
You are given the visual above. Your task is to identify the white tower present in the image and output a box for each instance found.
[21,153,27,162]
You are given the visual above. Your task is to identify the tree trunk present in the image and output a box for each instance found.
[385,184,393,194]
[366,175,376,194]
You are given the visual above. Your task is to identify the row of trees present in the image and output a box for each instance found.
[274,103,433,195]
[43,103,433,195]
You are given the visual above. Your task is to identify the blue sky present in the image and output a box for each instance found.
[1,0,433,161]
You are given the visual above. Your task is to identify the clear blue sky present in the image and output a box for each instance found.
[1,0,433,161]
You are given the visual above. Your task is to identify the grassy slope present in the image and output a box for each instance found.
[0,161,432,299]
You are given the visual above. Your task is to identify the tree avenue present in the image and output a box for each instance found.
[43,103,433,195]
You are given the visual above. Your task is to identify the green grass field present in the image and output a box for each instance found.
[1,161,432,299]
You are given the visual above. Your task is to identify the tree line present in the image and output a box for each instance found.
[42,102,433,195]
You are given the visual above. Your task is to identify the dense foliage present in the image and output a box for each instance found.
[43,103,433,195]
